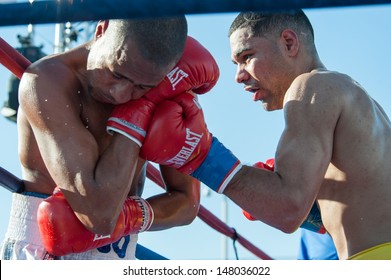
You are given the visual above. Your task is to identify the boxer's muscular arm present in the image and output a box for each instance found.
[128,159,200,231]
[225,73,340,232]
[140,75,339,233]
[134,154,200,231]
[19,63,139,235]
[243,160,326,233]
[146,165,200,231]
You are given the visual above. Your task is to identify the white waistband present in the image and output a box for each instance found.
[5,193,45,245]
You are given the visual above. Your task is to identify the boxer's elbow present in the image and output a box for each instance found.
[182,203,200,226]
[273,201,305,234]
[278,219,301,234]
[171,199,200,227]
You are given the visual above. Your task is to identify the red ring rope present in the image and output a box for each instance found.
[0,37,31,78]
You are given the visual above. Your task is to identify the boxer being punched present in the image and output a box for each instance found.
[140,10,391,259]
[0,17,219,260]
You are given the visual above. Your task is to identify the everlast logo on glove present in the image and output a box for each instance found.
[93,234,111,241]
[167,66,189,91]
[167,128,203,168]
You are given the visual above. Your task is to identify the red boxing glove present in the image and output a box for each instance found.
[106,98,155,146]
[106,36,219,146]
[253,159,275,171]
[140,92,241,193]
[144,36,219,103]
[140,92,212,174]
[242,210,257,221]
[37,188,154,256]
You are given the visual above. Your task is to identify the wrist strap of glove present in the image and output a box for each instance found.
[107,118,146,147]
[300,203,326,234]
[191,137,242,193]
[128,196,154,233]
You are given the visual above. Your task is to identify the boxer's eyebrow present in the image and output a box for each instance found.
[232,47,250,64]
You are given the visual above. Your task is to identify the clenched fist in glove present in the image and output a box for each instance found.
[107,36,219,146]
[37,187,154,256]
[140,92,242,193]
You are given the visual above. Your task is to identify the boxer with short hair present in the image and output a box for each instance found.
[0,17,219,259]
[140,10,391,259]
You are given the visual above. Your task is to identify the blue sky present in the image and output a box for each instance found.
[1,4,391,260]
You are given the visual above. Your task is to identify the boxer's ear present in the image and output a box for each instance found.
[280,29,299,57]
[94,20,109,39]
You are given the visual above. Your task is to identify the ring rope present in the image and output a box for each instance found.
[0,37,30,79]
[147,163,273,259]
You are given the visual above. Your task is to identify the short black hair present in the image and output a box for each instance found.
[228,10,314,45]
[111,16,188,68]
